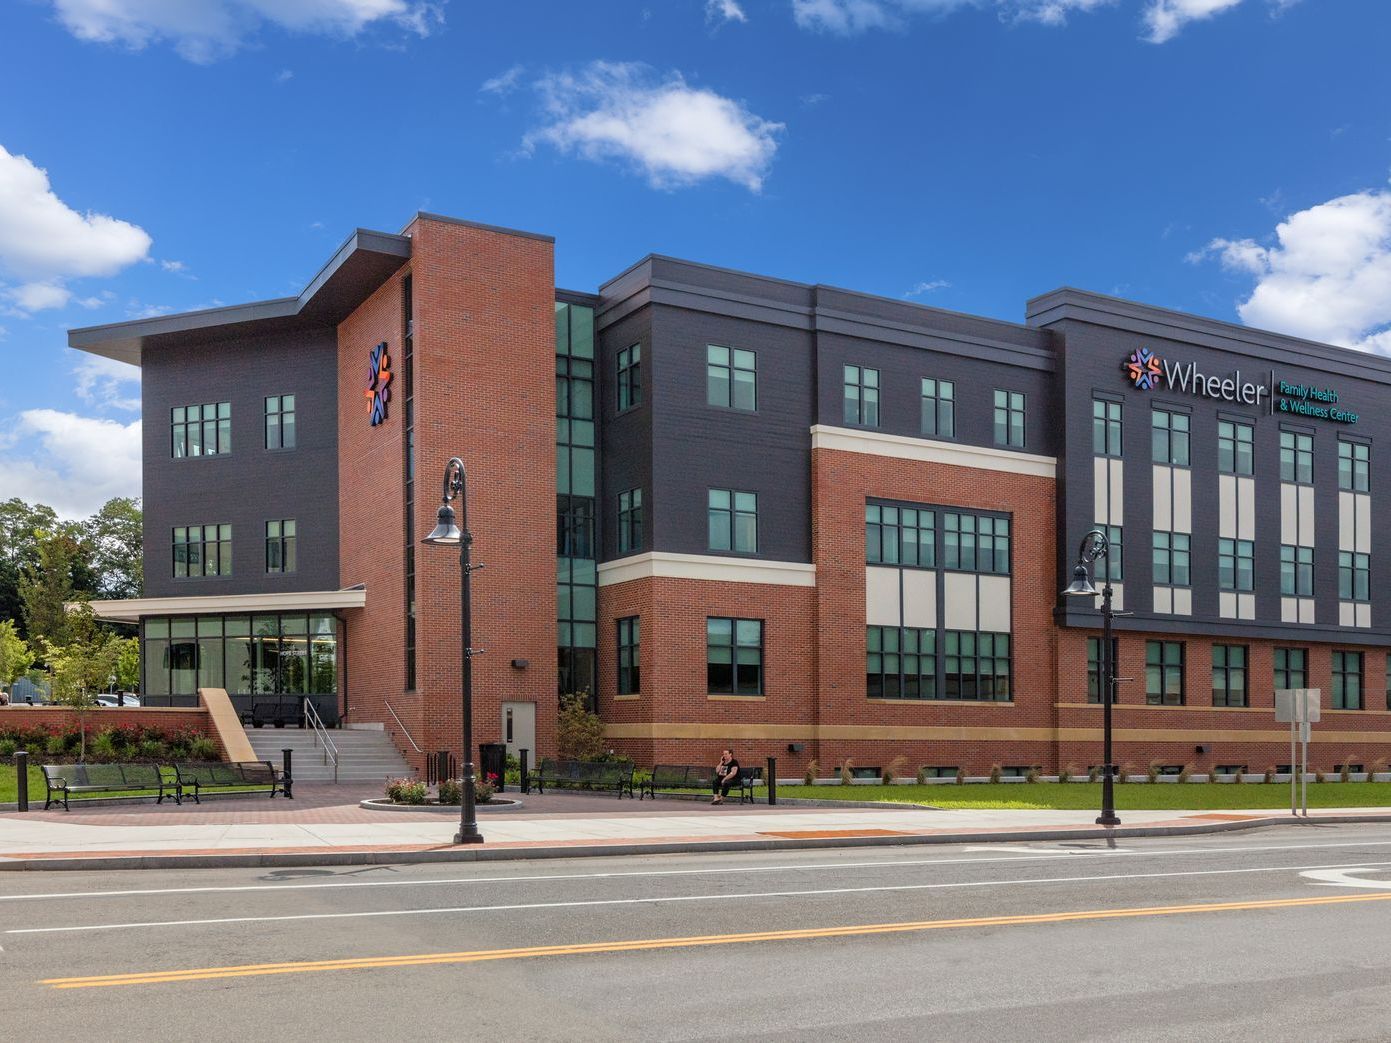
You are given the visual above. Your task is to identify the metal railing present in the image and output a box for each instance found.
[302,698,339,784]
[385,700,424,754]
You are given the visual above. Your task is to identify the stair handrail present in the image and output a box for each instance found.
[303,698,339,784]
[384,700,424,754]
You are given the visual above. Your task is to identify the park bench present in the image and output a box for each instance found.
[640,763,764,804]
[527,757,635,798]
[239,698,301,728]
[41,763,177,811]
[173,760,281,803]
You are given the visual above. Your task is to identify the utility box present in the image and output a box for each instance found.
[479,742,507,794]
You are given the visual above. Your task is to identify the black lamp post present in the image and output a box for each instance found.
[421,456,484,845]
[1062,527,1121,828]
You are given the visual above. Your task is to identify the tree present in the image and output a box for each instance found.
[556,693,606,760]
[44,619,123,759]
[0,619,34,690]
[85,497,143,599]
[19,528,86,647]
[114,636,140,692]
[0,498,59,635]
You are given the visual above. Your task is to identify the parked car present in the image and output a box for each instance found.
[96,694,141,708]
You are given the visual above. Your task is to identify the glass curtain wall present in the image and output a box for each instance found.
[556,301,598,701]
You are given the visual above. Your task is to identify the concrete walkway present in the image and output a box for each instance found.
[4,787,1390,869]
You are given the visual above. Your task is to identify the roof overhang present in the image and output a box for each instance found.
[82,588,368,624]
[68,228,411,366]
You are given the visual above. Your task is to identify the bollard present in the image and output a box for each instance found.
[15,750,28,812]
[766,756,777,806]
[282,748,294,799]
[519,748,530,794]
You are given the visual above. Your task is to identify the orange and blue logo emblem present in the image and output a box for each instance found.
[1124,347,1163,390]
[365,341,393,425]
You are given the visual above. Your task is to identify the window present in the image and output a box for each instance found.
[617,489,643,555]
[943,632,1011,701]
[707,617,763,695]
[843,365,879,427]
[265,395,296,450]
[173,524,232,578]
[1333,651,1364,710]
[1153,531,1191,586]
[556,496,595,559]
[1338,440,1370,492]
[1093,399,1122,457]
[617,617,640,694]
[1217,420,1254,476]
[1086,636,1118,704]
[1280,545,1314,597]
[1274,648,1307,690]
[865,503,935,568]
[1152,409,1190,466]
[993,390,1025,448]
[1339,551,1370,602]
[866,626,936,699]
[1218,538,1254,592]
[922,378,956,439]
[171,402,231,458]
[919,766,959,779]
[1095,524,1122,582]
[617,344,642,411]
[1280,430,1313,484]
[943,512,1010,574]
[265,520,296,574]
[1145,640,1184,705]
[1212,644,1248,707]
[707,345,755,411]
[708,489,757,554]
[141,613,337,702]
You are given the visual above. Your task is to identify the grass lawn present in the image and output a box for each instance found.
[1,764,49,804]
[775,781,1391,811]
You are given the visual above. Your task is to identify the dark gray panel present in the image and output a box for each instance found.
[599,306,654,562]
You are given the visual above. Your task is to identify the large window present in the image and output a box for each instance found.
[1280,430,1313,484]
[1093,399,1122,457]
[708,489,757,554]
[1274,647,1307,690]
[922,378,956,439]
[142,614,337,701]
[1153,531,1190,586]
[617,344,642,411]
[1338,440,1370,492]
[1218,538,1254,592]
[1145,640,1184,705]
[1086,636,1118,704]
[265,520,296,574]
[1152,409,1190,466]
[867,626,936,699]
[556,301,597,699]
[707,618,763,695]
[172,402,231,458]
[1280,544,1314,597]
[1096,524,1123,582]
[993,390,1025,448]
[557,495,595,559]
[1217,419,1254,476]
[173,524,232,578]
[617,489,643,555]
[843,365,879,427]
[1212,644,1248,707]
[943,512,1010,574]
[616,617,640,695]
[1333,651,1364,710]
[265,395,296,450]
[707,345,756,411]
[943,632,1011,701]
[1340,551,1371,602]
[865,503,935,568]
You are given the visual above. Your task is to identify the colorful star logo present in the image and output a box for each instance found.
[365,341,393,426]
[1124,347,1163,390]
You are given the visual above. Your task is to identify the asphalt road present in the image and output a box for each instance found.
[6,824,1391,1041]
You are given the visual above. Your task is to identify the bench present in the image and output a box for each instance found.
[173,761,281,803]
[640,763,764,804]
[41,763,177,811]
[526,758,635,799]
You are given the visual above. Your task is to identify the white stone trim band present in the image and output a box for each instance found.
[83,587,369,623]
[598,552,817,588]
[810,424,1056,477]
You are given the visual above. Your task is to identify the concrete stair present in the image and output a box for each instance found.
[245,727,413,784]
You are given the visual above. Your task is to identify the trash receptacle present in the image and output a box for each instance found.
[479,742,507,794]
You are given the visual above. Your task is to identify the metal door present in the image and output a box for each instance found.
[502,701,536,760]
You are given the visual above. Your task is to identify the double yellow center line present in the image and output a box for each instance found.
[41,889,1391,989]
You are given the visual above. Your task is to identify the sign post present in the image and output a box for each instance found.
[1275,689,1320,817]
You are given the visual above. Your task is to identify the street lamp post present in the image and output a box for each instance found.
[1062,527,1121,828]
[421,456,485,845]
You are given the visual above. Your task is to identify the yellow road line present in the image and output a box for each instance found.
[41,890,1391,989]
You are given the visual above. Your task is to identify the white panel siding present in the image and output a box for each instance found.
[1281,596,1298,623]
[1280,484,1297,546]
[1358,603,1372,628]
[1173,468,1192,534]
[1111,583,1125,612]
[1109,459,1124,521]
[977,575,1011,632]
[1357,494,1371,554]
[900,569,936,629]
[942,572,978,631]
[1340,602,1355,628]
[1174,588,1192,615]
[1154,586,1173,614]
[1339,491,1355,552]
[1219,475,1237,539]
[1219,591,1237,618]
[1238,593,1256,620]
[1093,456,1107,524]
[1298,598,1315,625]
[1237,477,1256,541]
[865,566,901,627]
[1298,486,1315,545]
[1152,465,1171,531]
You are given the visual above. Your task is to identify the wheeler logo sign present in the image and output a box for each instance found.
[1124,347,1163,390]
[365,341,393,426]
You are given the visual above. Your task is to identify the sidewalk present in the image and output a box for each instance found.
[4,787,1390,870]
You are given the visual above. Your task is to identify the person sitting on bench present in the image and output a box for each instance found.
[710,749,740,805]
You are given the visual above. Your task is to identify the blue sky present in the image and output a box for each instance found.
[2,0,1389,516]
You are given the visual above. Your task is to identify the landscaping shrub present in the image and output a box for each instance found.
[916,765,929,785]
[385,778,427,804]
[1146,761,1161,784]
[988,764,1003,784]
[188,736,218,760]
[1178,765,1192,784]
[437,778,461,805]
[955,767,966,785]
[839,758,854,785]
[556,694,605,761]
[1087,765,1100,783]
[476,773,498,804]
[1059,765,1076,784]
[882,755,908,785]
[1025,766,1041,784]
[1263,766,1275,784]
[1340,760,1354,783]
[1116,762,1134,784]
[1315,770,1327,784]
[803,758,819,786]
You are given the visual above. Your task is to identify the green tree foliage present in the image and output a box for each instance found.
[0,619,34,689]
[85,497,143,600]
[19,528,85,647]
[43,614,124,759]
[0,498,59,633]
[114,636,140,692]
[555,693,606,760]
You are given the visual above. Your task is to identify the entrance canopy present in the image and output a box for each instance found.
[85,587,367,624]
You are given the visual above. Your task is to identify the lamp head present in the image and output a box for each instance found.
[422,503,462,545]
[1062,563,1099,598]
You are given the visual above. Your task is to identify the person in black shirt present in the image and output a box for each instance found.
[711,749,740,805]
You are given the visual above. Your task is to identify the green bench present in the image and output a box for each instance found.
[527,758,635,798]
[41,763,177,811]
[173,761,281,803]
[639,763,764,803]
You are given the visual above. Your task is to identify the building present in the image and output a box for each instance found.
[71,212,1391,778]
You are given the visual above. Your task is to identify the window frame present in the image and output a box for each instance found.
[1145,639,1185,706]
[1152,530,1191,587]
[843,364,880,428]
[1092,398,1122,457]
[866,625,938,700]
[1151,407,1190,466]
[264,519,296,574]
[706,617,764,696]
[616,343,643,412]
[993,389,1025,449]
[1338,439,1370,493]
[172,523,233,579]
[921,378,956,439]
[1086,635,1119,704]
[707,488,758,555]
[1273,647,1308,691]
[265,395,297,451]
[1280,430,1313,484]
[706,345,756,412]
[1333,650,1364,710]
[1212,644,1249,707]
[171,402,232,458]
[1280,544,1314,597]
[1218,537,1254,593]
[1217,419,1254,476]
[617,488,644,555]
[616,616,640,695]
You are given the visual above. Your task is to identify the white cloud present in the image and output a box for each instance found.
[707,0,748,23]
[1012,0,1114,26]
[0,409,141,519]
[792,0,898,34]
[524,63,783,192]
[905,279,951,296]
[160,259,186,272]
[275,69,295,83]
[49,0,443,63]
[1191,185,1391,354]
[480,64,525,96]
[1142,0,1244,42]
[0,144,151,314]
[73,354,142,412]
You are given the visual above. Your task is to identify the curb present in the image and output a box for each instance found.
[5,812,1391,872]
